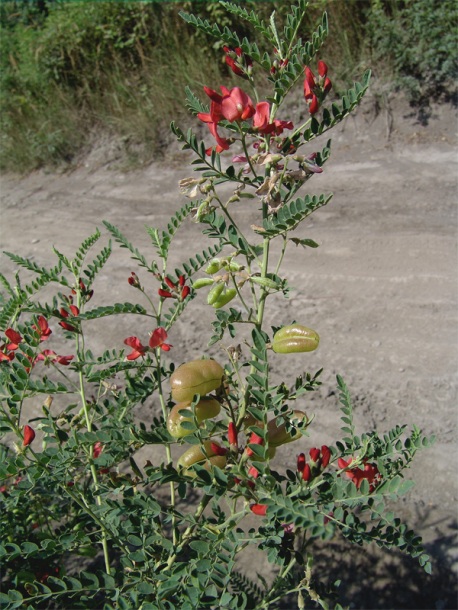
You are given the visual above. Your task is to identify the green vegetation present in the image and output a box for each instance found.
[0,0,456,172]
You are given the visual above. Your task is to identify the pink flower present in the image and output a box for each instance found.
[23,424,35,447]
[149,327,172,352]
[36,350,73,366]
[124,336,148,360]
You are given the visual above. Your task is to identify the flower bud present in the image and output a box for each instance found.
[23,425,35,447]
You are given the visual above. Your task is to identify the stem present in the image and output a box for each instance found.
[75,290,111,574]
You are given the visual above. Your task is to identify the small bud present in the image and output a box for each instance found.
[297,452,306,472]
[228,422,238,449]
[302,464,311,482]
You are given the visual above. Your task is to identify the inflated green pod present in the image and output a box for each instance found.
[177,440,226,476]
[170,359,224,402]
[272,325,319,353]
[267,410,309,446]
[167,397,221,439]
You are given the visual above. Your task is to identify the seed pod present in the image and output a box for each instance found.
[250,276,278,290]
[226,261,244,272]
[212,287,237,309]
[267,410,309,447]
[183,455,227,478]
[170,358,224,402]
[177,440,226,476]
[192,278,214,290]
[272,324,319,353]
[205,259,223,274]
[167,397,221,439]
[207,282,225,305]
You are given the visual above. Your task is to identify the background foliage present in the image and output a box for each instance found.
[0,0,456,171]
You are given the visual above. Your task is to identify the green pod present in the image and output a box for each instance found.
[212,287,237,309]
[272,324,319,353]
[251,276,278,289]
[267,410,309,447]
[167,397,221,439]
[177,440,226,476]
[205,259,223,274]
[207,282,225,305]
[170,359,224,402]
[193,278,214,290]
[182,455,227,478]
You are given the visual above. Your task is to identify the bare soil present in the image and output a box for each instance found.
[1,94,457,609]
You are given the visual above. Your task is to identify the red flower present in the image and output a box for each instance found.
[297,452,306,472]
[245,432,263,457]
[223,45,251,78]
[59,306,79,333]
[33,316,52,342]
[210,442,228,456]
[181,286,191,300]
[228,422,238,449]
[23,424,35,447]
[159,275,190,300]
[158,289,174,299]
[93,442,103,458]
[303,63,332,115]
[248,465,259,479]
[318,60,328,77]
[5,328,22,350]
[124,336,148,360]
[250,503,267,516]
[302,464,312,482]
[338,457,381,492]
[149,327,172,352]
[309,447,321,462]
[128,272,141,288]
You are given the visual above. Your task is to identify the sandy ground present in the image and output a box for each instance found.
[0,96,457,608]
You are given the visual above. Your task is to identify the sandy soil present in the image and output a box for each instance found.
[1,96,457,608]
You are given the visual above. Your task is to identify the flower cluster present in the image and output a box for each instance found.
[303,61,332,115]
[158,275,190,300]
[297,445,331,482]
[198,86,293,155]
